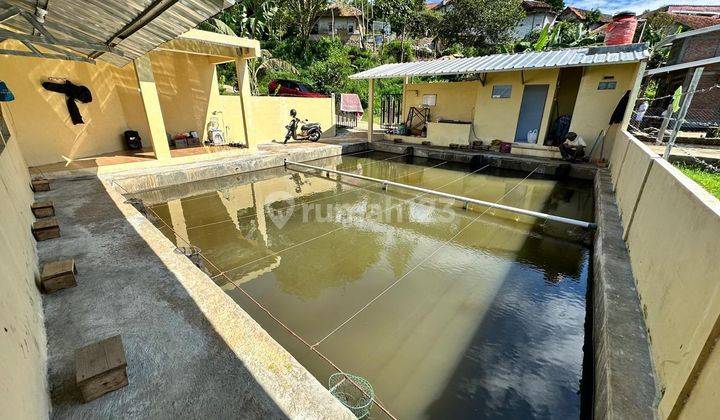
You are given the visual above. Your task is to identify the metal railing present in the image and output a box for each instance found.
[285,160,596,229]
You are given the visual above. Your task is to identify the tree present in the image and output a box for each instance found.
[200,0,281,40]
[526,21,601,52]
[375,0,425,61]
[437,0,525,53]
[407,9,442,39]
[283,0,328,48]
[545,0,564,13]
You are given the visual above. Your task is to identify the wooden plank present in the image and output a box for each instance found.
[31,200,54,218]
[31,178,50,191]
[32,217,60,241]
[41,259,76,293]
[76,335,128,402]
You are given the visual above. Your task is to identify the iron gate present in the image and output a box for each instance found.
[381,94,402,129]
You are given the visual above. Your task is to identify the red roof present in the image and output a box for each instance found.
[668,12,720,29]
[560,6,612,23]
[426,2,439,9]
[667,5,720,15]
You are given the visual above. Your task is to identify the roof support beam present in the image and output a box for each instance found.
[0,48,93,62]
[40,42,96,63]
[19,10,56,42]
[0,30,118,53]
[0,5,19,23]
[20,39,41,56]
[90,0,181,59]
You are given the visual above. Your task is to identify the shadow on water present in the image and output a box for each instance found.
[423,177,593,420]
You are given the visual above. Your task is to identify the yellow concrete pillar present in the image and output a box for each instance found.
[166,199,188,246]
[367,78,375,143]
[133,55,171,160]
[235,58,253,148]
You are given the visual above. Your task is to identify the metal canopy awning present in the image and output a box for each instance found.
[157,29,260,62]
[0,0,235,66]
[349,44,650,79]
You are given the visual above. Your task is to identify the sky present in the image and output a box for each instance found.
[566,0,720,15]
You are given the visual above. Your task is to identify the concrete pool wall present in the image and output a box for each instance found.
[607,129,720,419]
[4,133,696,418]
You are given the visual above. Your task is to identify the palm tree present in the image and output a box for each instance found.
[248,50,299,95]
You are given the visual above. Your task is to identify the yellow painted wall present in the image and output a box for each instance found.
[610,129,720,419]
[569,63,639,151]
[150,50,220,141]
[473,69,559,144]
[402,70,559,145]
[249,96,336,145]
[399,64,641,151]
[0,130,49,418]
[0,41,139,166]
[402,81,480,123]
[1,46,336,165]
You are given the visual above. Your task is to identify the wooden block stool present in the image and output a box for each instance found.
[32,217,60,241]
[31,178,51,192]
[32,200,55,218]
[76,335,128,402]
[41,259,77,293]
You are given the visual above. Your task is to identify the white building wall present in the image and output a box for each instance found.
[513,12,555,39]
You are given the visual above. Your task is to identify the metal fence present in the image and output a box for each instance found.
[381,94,402,129]
[629,66,720,173]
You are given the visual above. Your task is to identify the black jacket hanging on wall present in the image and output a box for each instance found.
[42,81,92,125]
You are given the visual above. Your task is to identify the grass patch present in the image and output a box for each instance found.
[676,163,720,199]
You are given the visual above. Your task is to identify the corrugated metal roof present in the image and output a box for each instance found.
[349,44,650,79]
[1,0,235,67]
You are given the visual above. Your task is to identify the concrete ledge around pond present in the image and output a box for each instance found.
[370,140,596,180]
[36,175,354,419]
[592,169,658,419]
[109,142,367,194]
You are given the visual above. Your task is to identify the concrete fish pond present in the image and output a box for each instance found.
[128,151,594,419]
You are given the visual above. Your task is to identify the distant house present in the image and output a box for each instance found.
[433,0,557,40]
[641,5,720,32]
[557,6,611,30]
[312,3,365,45]
[514,1,557,39]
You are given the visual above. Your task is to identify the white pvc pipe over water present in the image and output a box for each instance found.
[285,159,596,230]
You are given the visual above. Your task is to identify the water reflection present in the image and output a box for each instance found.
[135,152,593,419]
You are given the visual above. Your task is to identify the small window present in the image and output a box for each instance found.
[492,85,512,98]
[598,81,617,90]
[422,94,437,106]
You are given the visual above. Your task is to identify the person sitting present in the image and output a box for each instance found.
[559,132,586,162]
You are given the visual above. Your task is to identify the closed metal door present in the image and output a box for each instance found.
[514,84,549,143]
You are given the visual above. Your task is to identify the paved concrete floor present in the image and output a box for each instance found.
[36,174,353,418]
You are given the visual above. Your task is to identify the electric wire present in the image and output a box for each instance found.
[112,178,399,420]
[181,155,447,232]
[211,163,491,280]
[113,158,498,419]
[311,166,540,348]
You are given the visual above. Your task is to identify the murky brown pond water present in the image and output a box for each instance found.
[135,152,593,419]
